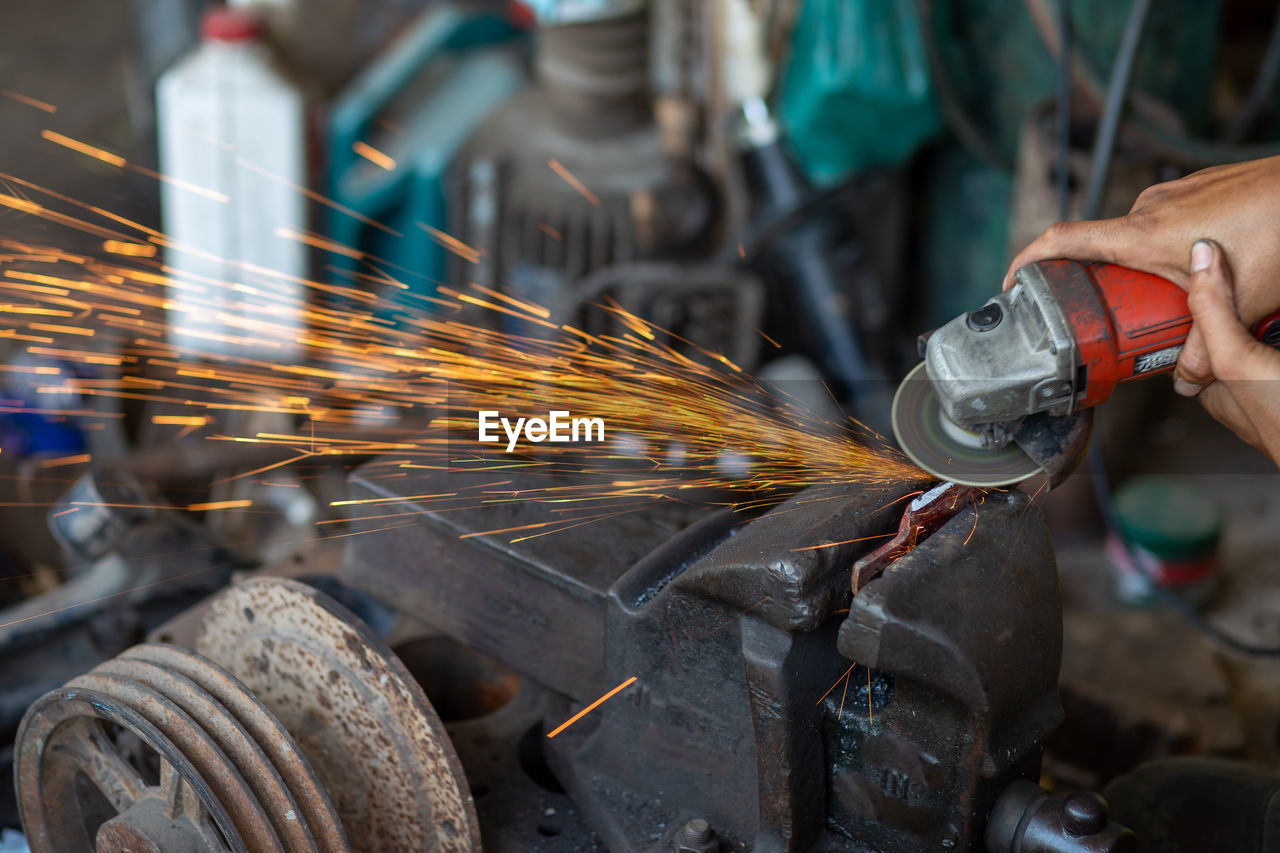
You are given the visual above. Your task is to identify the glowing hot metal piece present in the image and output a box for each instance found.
[851,481,984,593]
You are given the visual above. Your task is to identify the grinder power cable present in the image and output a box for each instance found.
[892,259,1280,488]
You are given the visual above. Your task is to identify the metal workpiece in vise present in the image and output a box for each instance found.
[337,453,1087,851]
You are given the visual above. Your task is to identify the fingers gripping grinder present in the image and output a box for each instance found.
[891,260,1280,488]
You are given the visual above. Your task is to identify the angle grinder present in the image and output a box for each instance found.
[892,259,1280,488]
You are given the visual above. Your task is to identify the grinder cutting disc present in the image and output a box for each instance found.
[891,363,1045,487]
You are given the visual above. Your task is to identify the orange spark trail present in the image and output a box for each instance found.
[41,453,91,468]
[790,532,894,552]
[187,499,253,512]
[353,141,396,171]
[41,130,125,168]
[416,223,481,264]
[547,159,601,206]
[2,89,57,113]
[103,241,158,258]
[546,676,638,738]
[816,663,856,705]
[151,415,209,426]
[867,666,874,727]
[235,156,402,236]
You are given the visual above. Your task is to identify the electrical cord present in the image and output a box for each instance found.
[919,0,1280,175]
[1054,0,1072,220]
[1022,0,1280,167]
[1081,0,1150,220]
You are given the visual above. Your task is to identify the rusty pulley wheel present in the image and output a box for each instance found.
[17,680,249,853]
[118,643,350,852]
[196,577,482,853]
[15,643,351,853]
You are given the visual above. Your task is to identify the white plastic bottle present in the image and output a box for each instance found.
[157,5,308,360]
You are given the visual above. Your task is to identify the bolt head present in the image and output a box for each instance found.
[1061,791,1108,836]
[674,818,717,853]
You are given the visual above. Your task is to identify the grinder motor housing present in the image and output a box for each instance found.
[924,260,1193,443]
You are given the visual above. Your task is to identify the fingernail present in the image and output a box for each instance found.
[1173,377,1202,397]
[1191,240,1213,272]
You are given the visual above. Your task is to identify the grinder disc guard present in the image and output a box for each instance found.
[892,363,1045,487]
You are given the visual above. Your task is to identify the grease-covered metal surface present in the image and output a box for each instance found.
[196,577,480,853]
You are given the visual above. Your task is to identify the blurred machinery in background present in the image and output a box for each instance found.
[5,0,1280,850]
[324,0,906,399]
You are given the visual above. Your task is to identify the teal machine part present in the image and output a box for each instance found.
[326,5,526,304]
[776,0,943,186]
[913,0,1223,328]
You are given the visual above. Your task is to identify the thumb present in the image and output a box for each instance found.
[1174,324,1213,394]
[1184,239,1260,380]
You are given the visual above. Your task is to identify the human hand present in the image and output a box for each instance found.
[1002,156,1280,391]
[1177,239,1280,467]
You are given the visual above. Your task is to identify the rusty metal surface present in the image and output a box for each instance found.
[92,655,317,852]
[195,576,481,853]
[120,643,351,853]
[16,685,243,852]
[16,637,353,852]
[69,670,282,851]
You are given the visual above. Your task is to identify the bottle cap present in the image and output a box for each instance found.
[1113,475,1223,561]
[201,7,263,42]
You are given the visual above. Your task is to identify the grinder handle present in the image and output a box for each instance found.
[1044,261,1280,409]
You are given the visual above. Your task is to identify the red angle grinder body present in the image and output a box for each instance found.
[891,259,1280,488]
[1058,261,1194,405]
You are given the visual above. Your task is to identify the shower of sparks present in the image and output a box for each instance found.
[0,151,923,545]
[546,676,638,738]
